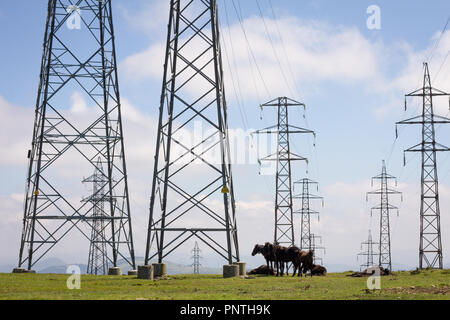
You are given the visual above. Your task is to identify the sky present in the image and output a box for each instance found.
[1,0,450,272]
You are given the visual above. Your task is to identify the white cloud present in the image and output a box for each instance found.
[70,91,88,114]
[119,11,450,122]
[0,96,34,166]
[119,0,170,37]
[120,15,385,99]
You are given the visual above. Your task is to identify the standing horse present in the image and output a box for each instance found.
[252,243,275,275]
[292,250,314,277]
[272,243,299,276]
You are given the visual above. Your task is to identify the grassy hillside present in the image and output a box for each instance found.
[0,269,448,300]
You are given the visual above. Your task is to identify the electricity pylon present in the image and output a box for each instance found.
[191,242,202,275]
[17,0,136,271]
[83,158,109,275]
[144,0,239,266]
[396,62,450,269]
[293,178,324,252]
[254,97,314,246]
[366,160,402,273]
[309,233,325,265]
[358,230,379,271]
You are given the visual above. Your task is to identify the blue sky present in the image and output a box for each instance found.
[1,0,450,271]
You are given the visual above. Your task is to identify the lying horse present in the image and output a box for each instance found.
[248,265,275,276]
[311,264,327,276]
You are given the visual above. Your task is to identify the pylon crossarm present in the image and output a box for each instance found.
[261,97,305,108]
[371,174,396,181]
[406,87,450,97]
[367,189,402,195]
[294,209,319,214]
[371,204,399,210]
[404,143,450,153]
[396,115,424,125]
[253,125,314,135]
[252,125,278,135]
[285,125,315,135]
[293,194,323,200]
[397,114,450,125]
[259,152,308,162]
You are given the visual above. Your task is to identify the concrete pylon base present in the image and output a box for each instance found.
[12,268,26,274]
[137,265,154,280]
[152,263,167,277]
[127,270,138,276]
[223,264,239,278]
[233,262,247,276]
[108,267,122,276]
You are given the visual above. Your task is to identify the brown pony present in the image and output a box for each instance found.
[311,264,327,276]
[273,244,300,276]
[292,250,314,277]
[252,243,275,275]
[248,265,276,275]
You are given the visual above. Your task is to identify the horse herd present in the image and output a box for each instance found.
[250,242,327,277]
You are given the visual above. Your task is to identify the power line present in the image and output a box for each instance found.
[231,0,271,99]
[255,0,295,98]
[220,1,250,130]
[427,15,450,63]
[268,0,304,100]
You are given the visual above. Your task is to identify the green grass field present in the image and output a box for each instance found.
[0,269,449,300]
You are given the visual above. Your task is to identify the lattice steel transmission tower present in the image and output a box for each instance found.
[396,62,450,269]
[255,98,314,246]
[309,234,325,265]
[83,158,109,275]
[357,230,379,271]
[144,0,239,266]
[293,178,323,251]
[191,242,202,274]
[17,0,136,271]
[366,160,402,272]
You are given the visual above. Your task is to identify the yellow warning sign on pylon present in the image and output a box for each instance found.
[34,190,39,196]
[221,185,230,194]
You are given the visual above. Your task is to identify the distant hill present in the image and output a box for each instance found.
[0,256,221,275]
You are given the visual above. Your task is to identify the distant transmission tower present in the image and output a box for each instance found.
[17,0,136,271]
[358,230,379,271]
[191,242,202,275]
[366,160,402,272]
[83,158,109,275]
[144,0,240,266]
[309,234,325,265]
[396,62,450,269]
[293,178,323,251]
[255,98,314,246]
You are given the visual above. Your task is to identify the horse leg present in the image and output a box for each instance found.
[303,266,309,278]
[286,262,289,276]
